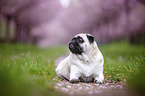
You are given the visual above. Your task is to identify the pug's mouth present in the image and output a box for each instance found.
[69,41,83,55]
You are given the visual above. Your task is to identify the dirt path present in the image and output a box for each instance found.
[54,80,130,96]
[54,55,134,96]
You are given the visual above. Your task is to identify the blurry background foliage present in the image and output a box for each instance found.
[0,0,145,47]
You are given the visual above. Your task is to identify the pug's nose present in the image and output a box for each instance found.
[69,42,73,47]
[71,38,76,43]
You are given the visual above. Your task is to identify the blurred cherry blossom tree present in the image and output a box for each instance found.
[0,0,145,46]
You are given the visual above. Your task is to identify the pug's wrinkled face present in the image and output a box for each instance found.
[69,33,94,55]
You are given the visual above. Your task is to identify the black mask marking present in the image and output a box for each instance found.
[68,36,84,55]
[87,34,94,43]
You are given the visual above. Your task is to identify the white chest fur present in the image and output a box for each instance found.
[70,53,102,78]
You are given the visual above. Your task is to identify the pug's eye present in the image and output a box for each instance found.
[79,38,82,42]
[78,37,84,43]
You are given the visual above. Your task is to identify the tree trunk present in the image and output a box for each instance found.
[125,0,130,33]
[0,14,2,40]
[20,25,26,43]
[25,26,30,43]
[15,22,28,43]
[15,22,21,42]
[6,15,11,43]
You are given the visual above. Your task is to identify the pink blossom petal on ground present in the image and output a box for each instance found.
[109,76,111,77]
[116,85,121,87]
[105,86,108,88]
[124,79,126,81]
[89,85,92,87]
[78,86,82,89]
[88,91,93,94]
[95,84,99,86]
[86,87,90,89]
[56,83,62,86]
[77,84,80,86]
[61,88,69,92]
[66,85,71,88]
[54,86,59,89]
[119,86,123,89]
[72,84,76,85]
[86,84,92,87]
[60,82,65,85]
[53,78,55,80]
[99,85,103,88]
[105,83,110,85]
[102,86,106,89]
[85,84,89,86]
[113,81,116,84]
[59,81,61,82]
[111,85,115,87]
[98,86,103,89]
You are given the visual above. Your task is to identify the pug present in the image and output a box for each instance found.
[55,33,104,83]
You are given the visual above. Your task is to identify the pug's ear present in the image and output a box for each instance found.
[87,35,94,43]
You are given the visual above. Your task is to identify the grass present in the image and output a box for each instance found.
[100,42,145,83]
[0,43,68,96]
[0,42,144,96]
[100,42,145,94]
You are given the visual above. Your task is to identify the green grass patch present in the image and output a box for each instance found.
[0,42,144,95]
[0,43,68,96]
[100,42,145,83]
[127,55,145,95]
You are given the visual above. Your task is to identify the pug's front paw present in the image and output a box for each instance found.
[95,80,103,84]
